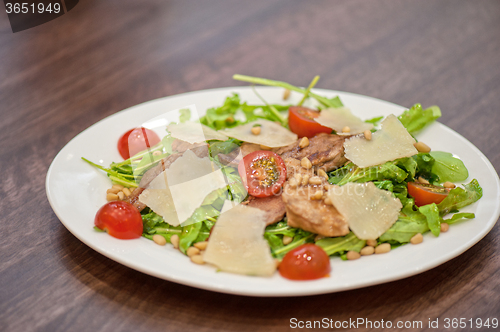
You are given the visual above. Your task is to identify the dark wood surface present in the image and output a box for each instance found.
[1,1,499,331]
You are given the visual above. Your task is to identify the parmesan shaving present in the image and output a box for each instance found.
[167,122,228,144]
[221,119,297,148]
[328,182,402,240]
[314,107,374,135]
[203,204,277,277]
[343,114,418,167]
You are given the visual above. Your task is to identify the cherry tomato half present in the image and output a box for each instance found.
[95,201,143,239]
[238,150,287,198]
[288,106,332,138]
[279,244,331,280]
[408,182,449,207]
[117,127,161,159]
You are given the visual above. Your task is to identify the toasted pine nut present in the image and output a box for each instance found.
[294,173,302,183]
[106,193,119,201]
[309,176,322,185]
[282,235,293,245]
[251,126,261,135]
[318,169,328,180]
[107,188,121,194]
[301,174,310,186]
[170,234,180,249]
[360,246,375,256]
[283,89,291,100]
[299,137,310,148]
[414,141,431,153]
[441,223,449,232]
[112,184,124,190]
[190,254,205,265]
[366,239,377,247]
[288,178,298,188]
[324,184,331,191]
[122,187,132,197]
[418,177,430,184]
[153,234,167,246]
[443,181,456,189]
[363,130,372,140]
[342,126,350,133]
[117,191,125,200]
[410,233,423,244]
[375,243,391,254]
[311,190,323,200]
[187,247,200,257]
[260,144,271,150]
[194,241,208,250]
[275,259,281,268]
[152,150,162,156]
[346,251,361,260]
[301,157,312,169]
[324,197,332,205]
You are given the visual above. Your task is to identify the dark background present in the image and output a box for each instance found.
[0,1,499,331]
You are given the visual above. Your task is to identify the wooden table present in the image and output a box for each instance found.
[1,1,499,331]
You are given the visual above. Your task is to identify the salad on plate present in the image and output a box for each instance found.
[83,75,483,281]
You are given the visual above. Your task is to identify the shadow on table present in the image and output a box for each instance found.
[57,224,496,331]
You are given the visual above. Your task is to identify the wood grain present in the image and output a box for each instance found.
[1,1,499,331]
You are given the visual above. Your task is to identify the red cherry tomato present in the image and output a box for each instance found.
[407,182,449,207]
[279,244,331,280]
[117,127,161,159]
[288,106,332,138]
[238,150,287,198]
[94,201,143,239]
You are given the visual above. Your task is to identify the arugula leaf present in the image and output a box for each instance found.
[429,151,469,183]
[315,232,366,256]
[365,115,384,125]
[443,212,475,225]
[379,201,429,243]
[398,104,441,134]
[437,179,483,216]
[419,203,441,236]
[329,161,408,186]
[179,108,191,123]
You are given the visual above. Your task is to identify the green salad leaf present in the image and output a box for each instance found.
[419,203,441,236]
[379,200,429,243]
[429,151,469,183]
[398,104,441,134]
[315,232,366,256]
[437,179,483,216]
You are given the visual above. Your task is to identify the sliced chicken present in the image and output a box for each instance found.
[243,194,286,226]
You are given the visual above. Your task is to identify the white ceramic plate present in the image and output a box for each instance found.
[46,87,500,297]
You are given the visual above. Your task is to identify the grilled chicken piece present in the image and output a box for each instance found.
[243,194,286,225]
[276,133,347,172]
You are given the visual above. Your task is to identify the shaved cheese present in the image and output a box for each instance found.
[203,204,276,276]
[314,107,374,135]
[167,122,228,144]
[221,119,297,148]
[328,182,402,240]
[344,114,417,167]
[138,150,229,226]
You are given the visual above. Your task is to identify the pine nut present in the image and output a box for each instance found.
[324,184,331,191]
[443,181,456,189]
[186,247,200,257]
[414,141,431,153]
[152,234,167,246]
[152,150,162,156]
[251,126,261,135]
[294,173,302,183]
[299,137,310,148]
[311,190,323,200]
[324,197,332,205]
[282,235,293,245]
[418,177,430,184]
[112,184,124,190]
[301,174,310,186]
[122,187,132,197]
[190,254,205,265]
[288,178,298,188]
[106,193,119,201]
[346,251,361,260]
[301,157,312,169]
[275,259,281,268]
[441,223,449,232]
[194,241,208,250]
[318,169,328,180]
[410,233,423,244]
[107,188,121,194]
[366,239,377,247]
[364,130,372,140]
[342,126,350,133]
[375,243,391,254]
[360,246,375,256]
[283,89,291,100]
[170,234,180,249]
[117,191,125,200]
[309,176,322,185]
